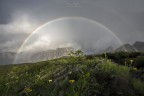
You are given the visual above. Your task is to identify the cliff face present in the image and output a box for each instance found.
[133,41,144,51]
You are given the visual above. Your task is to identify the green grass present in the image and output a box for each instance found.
[0,52,144,96]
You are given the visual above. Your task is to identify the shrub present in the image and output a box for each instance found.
[95,62,130,79]
[132,78,144,95]
[129,52,141,58]
[90,61,134,96]
[85,55,95,59]
[133,56,144,68]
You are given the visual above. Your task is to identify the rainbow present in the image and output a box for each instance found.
[14,17,123,63]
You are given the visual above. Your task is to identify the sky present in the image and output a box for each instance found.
[0,0,144,53]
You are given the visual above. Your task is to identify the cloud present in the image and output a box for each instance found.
[0,0,144,53]
[0,12,39,52]
[18,17,122,55]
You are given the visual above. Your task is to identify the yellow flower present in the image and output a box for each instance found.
[69,80,75,83]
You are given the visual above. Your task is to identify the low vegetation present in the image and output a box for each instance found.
[0,51,144,96]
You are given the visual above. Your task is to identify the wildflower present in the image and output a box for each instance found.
[133,68,137,71]
[109,60,111,62]
[86,73,90,78]
[6,83,9,86]
[24,87,32,93]
[48,79,52,83]
[36,75,41,78]
[15,76,19,79]
[69,71,72,74]
[124,61,127,65]
[104,53,107,59]
[15,80,18,82]
[69,80,75,83]
[130,59,133,64]
[130,59,134,66]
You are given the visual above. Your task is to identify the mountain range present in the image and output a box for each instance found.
[115,41,144,52]
[29,47,74,63]
[0,41,144,65]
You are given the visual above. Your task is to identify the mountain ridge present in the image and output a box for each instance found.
[0,41,144,65]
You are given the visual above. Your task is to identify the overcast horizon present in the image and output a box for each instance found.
[0,0,144,53]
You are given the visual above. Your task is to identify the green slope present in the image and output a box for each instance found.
[0,52,144,96]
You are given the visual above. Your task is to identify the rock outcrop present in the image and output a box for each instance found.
[115,43,137,52]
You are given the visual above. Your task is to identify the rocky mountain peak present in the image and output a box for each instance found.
[115,43,137,52]
[133,41,144,51]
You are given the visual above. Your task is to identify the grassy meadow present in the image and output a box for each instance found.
[0,51,144,96]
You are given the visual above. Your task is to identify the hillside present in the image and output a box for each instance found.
[0,51,144,96]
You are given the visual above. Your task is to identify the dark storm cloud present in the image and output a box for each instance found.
[0,0,11,24]
[0,0,144,52]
